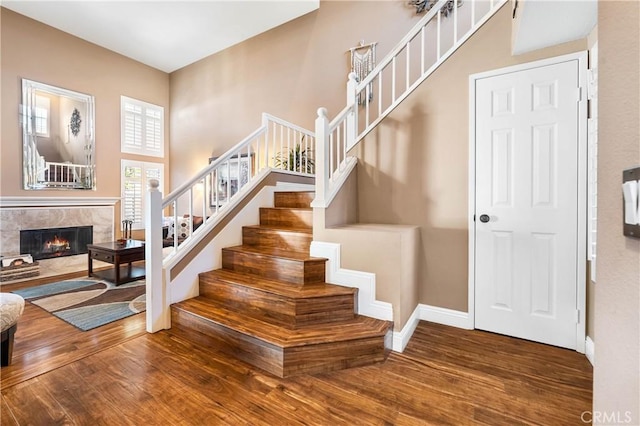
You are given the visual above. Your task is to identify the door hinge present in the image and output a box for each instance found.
[575,309,581,323]
[577,87,584,102]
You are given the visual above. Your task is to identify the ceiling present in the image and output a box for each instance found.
[512,0,597,55]
[2,1,319,73]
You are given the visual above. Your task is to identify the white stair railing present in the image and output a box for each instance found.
[38,161,91,187]
[314,0,507,207]
[145,113,315,332]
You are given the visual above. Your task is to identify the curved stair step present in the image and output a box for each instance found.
[199,269,356,328]
[242,224,312,253]
[170,297,392,377]
[221,245,326,285]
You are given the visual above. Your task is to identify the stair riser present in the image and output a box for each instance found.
[260,208,312,229]
[222,250,325,285]
[274,192,315,209]
[171,306,388,378]
[242,227,312,253]
[171,307,284,377]
[199,277,355,328]
[284,337,388,376]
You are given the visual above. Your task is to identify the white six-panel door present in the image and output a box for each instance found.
[473,57,584,350]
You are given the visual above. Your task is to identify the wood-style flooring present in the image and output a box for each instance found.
[1,296,592,425]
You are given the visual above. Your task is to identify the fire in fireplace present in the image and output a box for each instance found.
[20,226,93,260]
[43,235,71,255]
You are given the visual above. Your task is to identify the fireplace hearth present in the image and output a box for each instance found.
[20,226,93,260]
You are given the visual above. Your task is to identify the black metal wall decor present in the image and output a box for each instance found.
[70,108,82,137]
[409,0,463,16]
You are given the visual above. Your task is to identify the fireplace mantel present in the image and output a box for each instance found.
[0,197,120,208]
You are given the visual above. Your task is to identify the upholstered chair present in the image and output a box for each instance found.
[0,293,25,366]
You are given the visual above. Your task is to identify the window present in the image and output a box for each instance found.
[27,95,50,137]
[121,96,164,157]
[121,160,164,229]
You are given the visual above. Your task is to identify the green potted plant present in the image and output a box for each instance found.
[274,136,315,173]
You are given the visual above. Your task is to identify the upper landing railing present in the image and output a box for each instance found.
[313,0,507,208]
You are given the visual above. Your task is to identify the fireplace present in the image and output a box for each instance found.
[20,226,93,260]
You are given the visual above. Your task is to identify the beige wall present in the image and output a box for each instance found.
[355,4,587,312]
[0,8,170,237]
[168,0,422,192]
[594,1,640,423]
[314,169,420,330]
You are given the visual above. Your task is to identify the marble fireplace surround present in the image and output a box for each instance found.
[0,197,119,281]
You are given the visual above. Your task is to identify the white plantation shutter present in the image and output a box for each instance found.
[27,95,50,137]
[121,160,164,229]
[121,96,164,157]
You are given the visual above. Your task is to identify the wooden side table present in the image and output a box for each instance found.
[87,240,145,285]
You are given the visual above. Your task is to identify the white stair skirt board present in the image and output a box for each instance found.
[309,241,393,323]
[585,336,595,366]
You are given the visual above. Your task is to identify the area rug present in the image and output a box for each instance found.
[13,278,145,331]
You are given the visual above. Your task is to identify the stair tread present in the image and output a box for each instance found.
[222,245,325,262]
[261,207,312,211]
[172,297,390,348]
[200,269,356,298]
[243,224,312,234]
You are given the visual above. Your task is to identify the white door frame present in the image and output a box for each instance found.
[468,51,588,353]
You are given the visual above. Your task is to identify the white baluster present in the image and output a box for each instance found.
[365,84,370,129]
[471,0,476,25]
[346,72,358,151]
[378,73,383,123]
[392,57,397,102]
[201,175,207,221]
[421,26,425,75]
[329,132,334,180]
[437,9,441,59]
[454,0,458,44]
[188,186,194,234]
[406,41,410,91]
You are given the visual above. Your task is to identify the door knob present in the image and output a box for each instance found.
[479,214,490,223]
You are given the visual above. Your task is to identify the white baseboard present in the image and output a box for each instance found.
[585,336,595,366]
[310,241,474,352]
[419,304,473,330]
[392,305,421,353]
[392,305,471,352]
[310,241,393,322]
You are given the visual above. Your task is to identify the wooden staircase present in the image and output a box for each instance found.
[170,191,392,377]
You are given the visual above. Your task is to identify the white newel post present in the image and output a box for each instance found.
[313,107,329,207]
[346,72,358,150]
[145,178,169,332]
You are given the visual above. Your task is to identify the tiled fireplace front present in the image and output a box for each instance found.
[0,204,115,280]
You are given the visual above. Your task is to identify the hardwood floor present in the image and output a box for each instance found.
[1,306,593,425]
[0,297,146,390]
